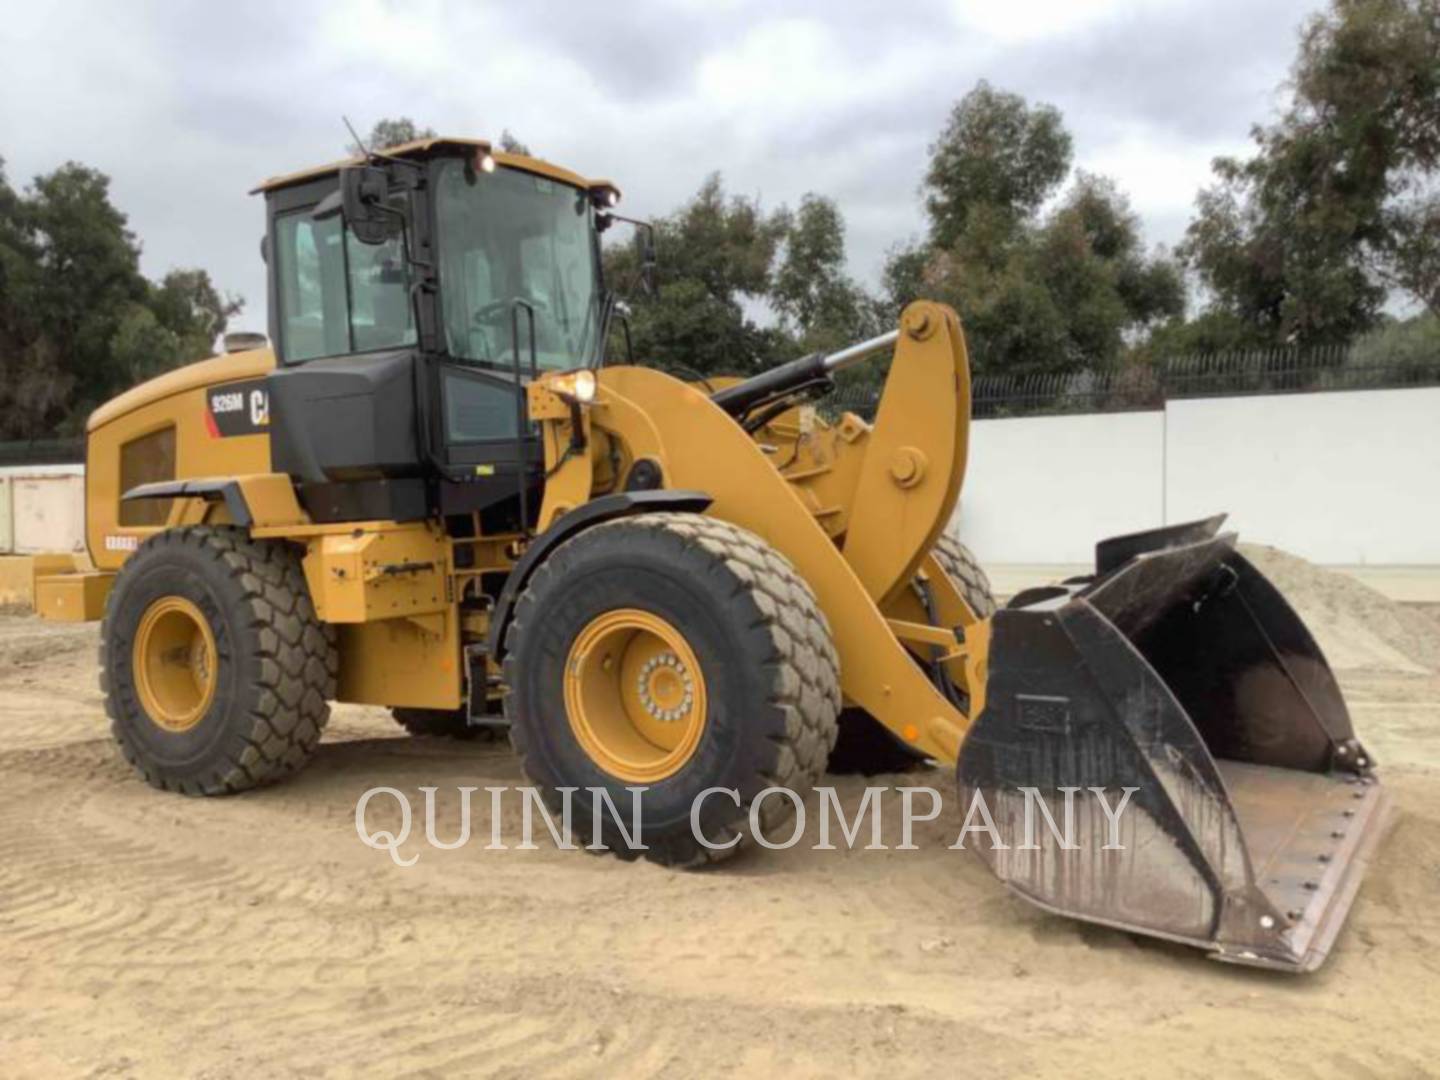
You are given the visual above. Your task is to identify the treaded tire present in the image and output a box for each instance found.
[101,526,337,795]
[392,707,503,741]
[932,530,996,619]
[827,526,995,775]
[503,512,840,867]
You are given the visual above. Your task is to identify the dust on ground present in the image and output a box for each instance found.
[2,551,1439,1078]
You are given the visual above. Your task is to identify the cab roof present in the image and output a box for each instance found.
[250,136,614,197]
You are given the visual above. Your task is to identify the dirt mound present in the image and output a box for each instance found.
[1242,544,1440,675]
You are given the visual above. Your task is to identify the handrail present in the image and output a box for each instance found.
[509,298,539,535]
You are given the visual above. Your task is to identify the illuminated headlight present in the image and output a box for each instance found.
[573,369,597,402]
[590,183,621,209]
[551,370,597,402]
[478,151,497,174]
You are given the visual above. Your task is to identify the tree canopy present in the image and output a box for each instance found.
[1181,0,1440,346]
[603,173,791,377]
[882,85,1185,374]
[351,117,437,154]
[0,158,239,440]
[7,3,1438,449]
[923,81,1073,249]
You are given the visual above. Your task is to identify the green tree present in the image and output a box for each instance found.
[1387,194,1440,316]
[771,193,875,352]
[923,81,1072,249]
[0,157,38,378]
[0,160,241,439]
[149,268,243,362]
[1,159,68,439]
[109,302,181,386]
[108,271,242,386]
[606,173,790,376]
[1182,0,1440,344]
[353,117,437,154]
[498,130,531,155]
[23,163,149,417]
[891,86,1183,374]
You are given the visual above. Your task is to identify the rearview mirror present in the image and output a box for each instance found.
[321,165,397,245]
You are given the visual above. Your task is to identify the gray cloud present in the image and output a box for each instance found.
[0,0,1321,339]
[1008,0,1312,143]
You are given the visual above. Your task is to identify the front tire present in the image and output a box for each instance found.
[503,513,840,867]
[101,526,337,795]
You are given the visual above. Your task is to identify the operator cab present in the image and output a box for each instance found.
[254,138,637,527]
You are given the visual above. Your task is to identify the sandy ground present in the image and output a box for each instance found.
[2,554,1440,1078]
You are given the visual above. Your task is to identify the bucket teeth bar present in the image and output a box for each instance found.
[956,515,1391,971]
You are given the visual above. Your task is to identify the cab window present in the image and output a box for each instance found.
[274,202,416,362]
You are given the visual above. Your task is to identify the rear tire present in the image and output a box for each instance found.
[932,531,996,619]
[503,513,840,867]
[101,526,337,795]
[827,526,994,775]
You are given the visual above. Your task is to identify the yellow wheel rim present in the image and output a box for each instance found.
[132,596,218,733]
[564,608,708,783]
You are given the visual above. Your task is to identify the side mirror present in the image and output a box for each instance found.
[314,165,398,245]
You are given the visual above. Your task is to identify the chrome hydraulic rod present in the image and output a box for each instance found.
[710,329,899,418]
[819,329,900,373]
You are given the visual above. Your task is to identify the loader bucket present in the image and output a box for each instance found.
[956,515,1390,971]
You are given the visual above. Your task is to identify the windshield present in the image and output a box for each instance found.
[435,159,601,371]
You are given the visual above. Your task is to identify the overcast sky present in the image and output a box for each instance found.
[1,0,1322,334]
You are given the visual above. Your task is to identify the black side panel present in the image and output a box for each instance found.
[267,349,421,485]
[485,490,714,657]
[296,479,428,524]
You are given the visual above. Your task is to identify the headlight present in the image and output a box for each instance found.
[551,370,597,402]
[588,182,621,210]
[573,369,597,402]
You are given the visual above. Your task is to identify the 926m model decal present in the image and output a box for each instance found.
[205,379,270,437]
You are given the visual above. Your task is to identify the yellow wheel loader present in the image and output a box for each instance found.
[34,138,1388,971]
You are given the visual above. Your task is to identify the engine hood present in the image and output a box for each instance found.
[87,348,277,432]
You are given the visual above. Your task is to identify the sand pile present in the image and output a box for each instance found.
[1241,544,1440,675]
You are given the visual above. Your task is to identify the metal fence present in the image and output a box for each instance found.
[828,344,1440,421]
[2,346,1436,464]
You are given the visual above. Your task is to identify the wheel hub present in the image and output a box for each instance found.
[564,609,708,783]
[132,596,218,733]
[636,652,694,722]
